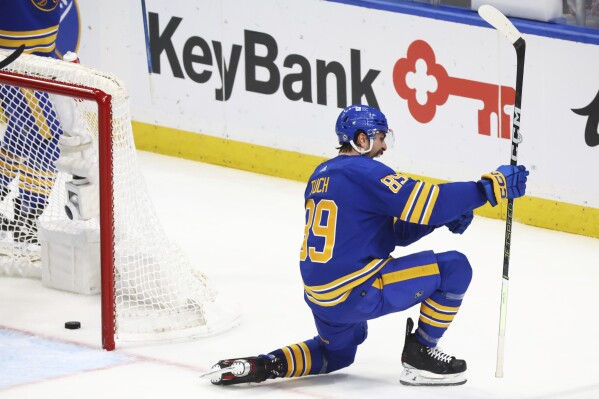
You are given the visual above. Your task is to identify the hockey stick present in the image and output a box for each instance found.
[477,5,526,379]
[0,45,25,70]
[140,0,153,76]
[140,0,156,101]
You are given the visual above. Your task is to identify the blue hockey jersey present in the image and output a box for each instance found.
[0,1,62,57]
[300,155,487,307]
[0,2,65,196]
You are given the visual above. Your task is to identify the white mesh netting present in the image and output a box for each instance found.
[0,50,239,343]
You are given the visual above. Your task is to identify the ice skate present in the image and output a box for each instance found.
[202,355,284,385]
[0,198,43,245]
[12,198,44,245]
[399,317,467,386]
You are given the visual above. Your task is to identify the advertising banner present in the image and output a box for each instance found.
[75,0,599,234]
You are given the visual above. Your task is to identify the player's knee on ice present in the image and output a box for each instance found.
[323,345,358,373]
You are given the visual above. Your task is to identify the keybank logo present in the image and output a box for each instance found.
[148,13,381,107]
[147,12,516,142]
[55,0,81,58]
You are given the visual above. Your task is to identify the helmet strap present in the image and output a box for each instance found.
[350,139,374,155]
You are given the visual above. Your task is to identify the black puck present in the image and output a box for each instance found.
[65,321,81,330]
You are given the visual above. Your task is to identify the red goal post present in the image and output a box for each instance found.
[0,51,238,350]
[0,69,118,349]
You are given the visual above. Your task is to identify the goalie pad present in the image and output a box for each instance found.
[50,52,93,153]
[49,53,100,220]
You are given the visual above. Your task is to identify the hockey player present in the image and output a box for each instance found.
[0,1,77,243]
[206,105,529,386]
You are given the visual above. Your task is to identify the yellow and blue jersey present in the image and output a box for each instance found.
[300,155,487,309]
[0,1,65,203]
[0,85,61,195]
[0,0,61,57]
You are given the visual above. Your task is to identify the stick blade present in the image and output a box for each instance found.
[478,4,522,44]
[0,44,25,70]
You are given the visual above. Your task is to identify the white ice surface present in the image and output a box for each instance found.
[1,151,599,398]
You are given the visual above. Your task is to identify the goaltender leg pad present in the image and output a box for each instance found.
[40,220,101,295]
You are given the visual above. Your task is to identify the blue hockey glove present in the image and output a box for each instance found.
[479,165,529,206]
[445,211,474,234]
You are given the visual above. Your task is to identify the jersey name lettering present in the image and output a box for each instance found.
[310,177,330,194]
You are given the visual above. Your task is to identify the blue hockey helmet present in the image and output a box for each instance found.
[335,104,389,144]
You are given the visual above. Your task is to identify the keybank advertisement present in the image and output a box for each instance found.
[77,0,599,210]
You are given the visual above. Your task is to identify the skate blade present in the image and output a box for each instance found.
[199,365,237,380]
[399,367,467,386]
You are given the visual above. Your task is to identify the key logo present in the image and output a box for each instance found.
[392,40,516,139]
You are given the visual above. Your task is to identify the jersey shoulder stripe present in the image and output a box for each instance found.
[397,180,440,225]
[0,1,61,56]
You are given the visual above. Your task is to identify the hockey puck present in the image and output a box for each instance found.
[64,321,81,330]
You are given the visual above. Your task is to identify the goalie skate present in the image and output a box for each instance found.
[399,317,467,386]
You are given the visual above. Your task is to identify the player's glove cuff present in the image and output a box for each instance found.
[480,170,507,207]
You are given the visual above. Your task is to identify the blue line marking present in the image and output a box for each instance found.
[0,329,133,389]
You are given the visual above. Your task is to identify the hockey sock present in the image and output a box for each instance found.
[268,338,325,378]
[417,293,462,347]
[416,251,472,347]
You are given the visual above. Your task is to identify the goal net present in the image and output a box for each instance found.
[0,50,239,350]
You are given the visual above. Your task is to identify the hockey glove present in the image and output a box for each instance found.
[445,211,474,234]
[479,165,529,206]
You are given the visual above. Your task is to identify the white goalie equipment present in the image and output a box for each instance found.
[51,53,99,221]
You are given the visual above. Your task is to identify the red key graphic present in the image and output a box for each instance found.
[393,40,515,139]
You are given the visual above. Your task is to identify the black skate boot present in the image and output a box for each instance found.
[205,355,285,386]
[12,198,45,245]
[0,186,13,230]
[399,317,467,386]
